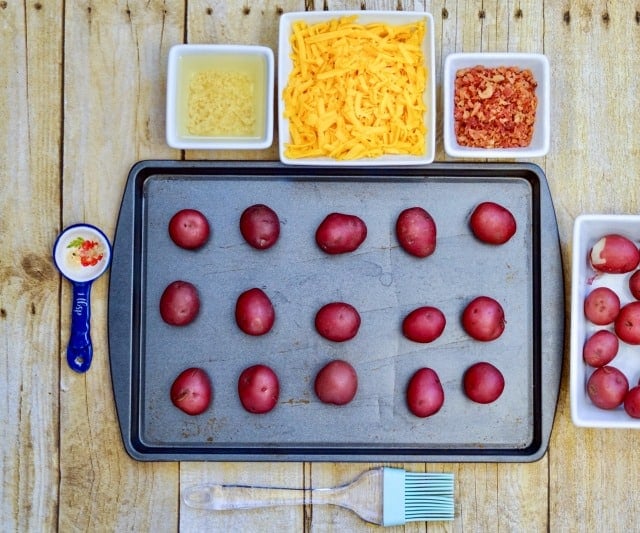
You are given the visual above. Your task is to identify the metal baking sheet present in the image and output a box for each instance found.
[108,160,564,462]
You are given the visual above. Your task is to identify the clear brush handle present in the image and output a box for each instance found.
[182,468,383,524]
[183,483,308,511]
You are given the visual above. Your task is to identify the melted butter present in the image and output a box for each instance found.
[176,53,267,139]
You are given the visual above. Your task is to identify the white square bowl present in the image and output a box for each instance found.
[442,52,550,159]
[166,44,274,150]
[277,10,435,166]
[571,214,640,428]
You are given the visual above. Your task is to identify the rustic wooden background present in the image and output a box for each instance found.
[3,0,640,531]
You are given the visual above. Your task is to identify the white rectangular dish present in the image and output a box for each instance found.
[442,52,550,159]
[571,214,640,428]
[277,11,435,166]
[166,44,274,150]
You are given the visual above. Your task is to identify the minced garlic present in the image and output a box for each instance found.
[187,70,256,136]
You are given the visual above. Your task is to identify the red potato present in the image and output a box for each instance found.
[315,212,367,254]
[314,360,358,405]
[629,270,640,299]
[170,367,212,416]
[469,201,517,245]
[586,365,629,409]
[315,302,361,342]
[614,301,640,344]
[402,306,446,343]
[589,234,640,274]
[582,330,619,367]
[159,280,200,326]
[168,209,210,250]
[406,367,445,417]
[237,364,279,414]
[235,288,275,336]
[396,207,437,258]
[624,386,640,418]
[239,204,280,250]
[583,287,620,326]
[461,296,505,341]
[463,362,505,404]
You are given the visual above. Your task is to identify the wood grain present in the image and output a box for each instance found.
[179,3,306,531]
[5,0,640,531]
[58,1,181,531]
[0,2,62,531]
[546,2,640,531]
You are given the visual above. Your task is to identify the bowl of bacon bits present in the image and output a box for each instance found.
[278,11,436,166]
[443,52,550,159]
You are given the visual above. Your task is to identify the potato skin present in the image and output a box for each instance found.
[590,234,640,274]
[402,306,446,343]
[463,362,505,404]
[629,270,640,299]
[159,280,200,326]
[624,386,640,418]
[586,365,628,409]
[614,301,640,344]
[583,330,619,367]
[168,209,210,250]
[170,367,212,416]
[396,207,437,258]
[314,302,361,342]
[583,287,620,326]
[461,296,505,341]
[406,367,444,417]
[237,364,280,414]
[469,202,516,245]
[315,212,367,254]
[240,204,280,250]
[314,360,358,405]
[235,288,275,336]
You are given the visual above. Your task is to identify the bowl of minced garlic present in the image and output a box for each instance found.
[166,44,274,150]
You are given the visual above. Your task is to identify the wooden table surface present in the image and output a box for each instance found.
[3,0,640,531]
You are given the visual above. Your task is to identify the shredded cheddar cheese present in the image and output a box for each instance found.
[283,16,427,160]
[188,70,256,136]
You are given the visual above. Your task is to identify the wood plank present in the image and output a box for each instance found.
[434,1,549,531]
[58,2,183,530]
[9,0,640,529]
[306,2,438,530]
[0,2,63,531]
[185,0,291,161]
[546,2,640,530]
[303,3,445,531]
[181,462,307,532]
[492,3,548,532]
[178,2,307,531]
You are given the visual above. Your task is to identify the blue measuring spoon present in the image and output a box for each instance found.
[53,223,112,373]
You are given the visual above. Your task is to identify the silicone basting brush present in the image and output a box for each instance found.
[182,467,455,526]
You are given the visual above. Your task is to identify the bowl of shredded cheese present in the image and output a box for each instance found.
[442,52,550,159]
[166,44,274,150]
[278,11,435,166]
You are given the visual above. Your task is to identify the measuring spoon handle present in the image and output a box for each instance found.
[67,281,93,373]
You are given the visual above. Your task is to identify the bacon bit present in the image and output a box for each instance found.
[453,65,538,149]
[478,85,494,99]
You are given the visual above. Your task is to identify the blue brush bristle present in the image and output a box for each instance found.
[405,471,455,522]
[382,468,455,526]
